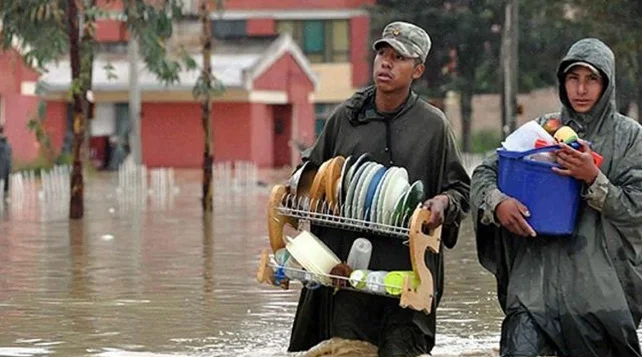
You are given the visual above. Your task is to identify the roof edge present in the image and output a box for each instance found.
[245,33,318,90]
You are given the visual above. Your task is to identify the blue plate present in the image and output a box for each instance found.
[363,167,387,221]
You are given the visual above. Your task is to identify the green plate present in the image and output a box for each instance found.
[391,187,409,226]
[393,180,424,227]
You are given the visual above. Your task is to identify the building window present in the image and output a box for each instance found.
[277,20,350,63]
[212,20,247,39]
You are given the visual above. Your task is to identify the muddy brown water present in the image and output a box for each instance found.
[0,170,638,357]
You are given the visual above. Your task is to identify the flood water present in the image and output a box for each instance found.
[0,170,638,357]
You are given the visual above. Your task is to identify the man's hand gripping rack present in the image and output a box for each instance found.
[257,184,442,315]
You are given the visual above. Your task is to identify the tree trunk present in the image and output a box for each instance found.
[460,86,473,153]
[637,42,642,123]
[67,0,85,219]
[128,36,142,165]
[500,0,519,137]
[200,0,214,212]
[81,0,96,163]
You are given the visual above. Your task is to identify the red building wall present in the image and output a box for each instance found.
[212,102,253,164]
[42,101,68,156]
[350,15,371,88]
[141,103,202,168]
[95,20,128,42]
[254,54,315,92]
[247,19,275,36]
[96,0,123,10]
[224,0,375,9]
[141,102,258,168]
[0,50,44,164]
[93,1,374,89]
[254,53,315,164]
[249,103,274,167]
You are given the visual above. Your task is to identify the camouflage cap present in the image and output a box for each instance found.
[372,21,431,63]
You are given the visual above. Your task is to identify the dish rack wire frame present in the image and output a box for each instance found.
[258,184,443,315]
[276,193,414,241]
[258,252,416,298]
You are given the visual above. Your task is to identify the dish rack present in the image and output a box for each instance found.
[257,184,442,315]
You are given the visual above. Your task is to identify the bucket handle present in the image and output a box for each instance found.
[498,145,561,160]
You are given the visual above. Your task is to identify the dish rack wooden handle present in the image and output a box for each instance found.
[399,208,441,315]
[267,185,298,253]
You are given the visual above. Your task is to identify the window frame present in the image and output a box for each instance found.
[211,19,247,39]
[276,19,350,63]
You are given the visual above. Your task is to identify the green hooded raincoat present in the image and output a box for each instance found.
[471,38,642,356]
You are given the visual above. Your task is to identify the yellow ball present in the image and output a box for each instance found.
[554,126,578,143]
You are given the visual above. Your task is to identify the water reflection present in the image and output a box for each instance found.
[0,171,638,357]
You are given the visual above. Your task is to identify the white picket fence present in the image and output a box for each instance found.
[213,161,258,194]
[5,165,71,204]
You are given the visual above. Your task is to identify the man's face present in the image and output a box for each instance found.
[372,45,424,94]
[564,66,604,114]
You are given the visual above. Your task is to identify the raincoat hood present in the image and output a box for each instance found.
[557,38,616,136]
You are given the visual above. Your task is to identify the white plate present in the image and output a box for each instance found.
[374,168,395,224]
[378,167,403,224]
[345,153,370,190]
[381,168,409,225]
[354,164,384,220]
[344,161,370,218]
[350,162,377,219]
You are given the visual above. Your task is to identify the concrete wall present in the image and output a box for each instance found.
[444,87,561,138]
[444,87,640,139]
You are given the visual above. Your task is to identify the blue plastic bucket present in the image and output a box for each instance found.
[497,146,581,236]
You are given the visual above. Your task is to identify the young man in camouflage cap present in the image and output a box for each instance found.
[288,21,470,357]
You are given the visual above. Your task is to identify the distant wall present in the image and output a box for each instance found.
[444,87,560,138]
[444,86,639,139]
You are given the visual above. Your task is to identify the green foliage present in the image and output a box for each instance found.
[564,0,641,114]
[12,155,55,173]
[0,1,68,70]
[469,129,503,154]
[369,0,504,97]
[192,0,226,102]
[192,75,226,101]
[123,0,194,86]
[370,0,639,97]
[24,82,56,166]
[516,0,587,92]
[1,0,194,86]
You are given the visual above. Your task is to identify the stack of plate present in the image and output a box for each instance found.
[333,154,425,227]
[292,154,426,227]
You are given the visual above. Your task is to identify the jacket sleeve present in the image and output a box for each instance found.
[470,153,509,226]
[440,122,471,227]
[586,131,642,228]
[435,121,471,249]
